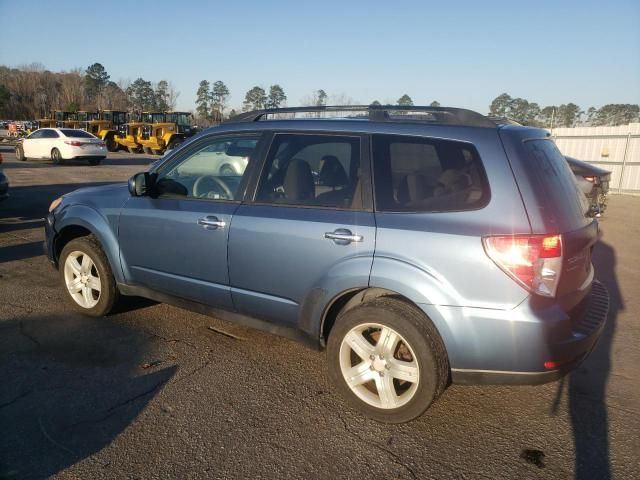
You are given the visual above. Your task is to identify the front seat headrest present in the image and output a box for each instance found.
[283,159,315,202]
[318,155,348,187]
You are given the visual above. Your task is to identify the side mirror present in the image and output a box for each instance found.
[128,172,152,196]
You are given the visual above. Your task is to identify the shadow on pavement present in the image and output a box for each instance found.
[0,183,111,233]
[0,241,43,263]
[0,312,175,479]
[567,240,621,480]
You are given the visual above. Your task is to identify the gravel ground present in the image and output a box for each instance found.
[0,145,638,479]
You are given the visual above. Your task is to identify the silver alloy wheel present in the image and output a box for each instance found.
[63,250,101,309]
[339,322,420,409]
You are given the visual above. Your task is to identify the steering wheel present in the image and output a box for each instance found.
[193,175,234,200]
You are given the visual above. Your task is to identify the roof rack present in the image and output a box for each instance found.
[227,105,496,128]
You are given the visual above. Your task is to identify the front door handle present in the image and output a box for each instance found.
[198,216,226,230]
[324,228,363,245]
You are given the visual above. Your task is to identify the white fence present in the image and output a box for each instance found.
[551,123,640,194]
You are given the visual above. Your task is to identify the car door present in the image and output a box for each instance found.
[228,132,376,329]
[40,129,60,158]
[22,129,45,157]
[118,132,266,309]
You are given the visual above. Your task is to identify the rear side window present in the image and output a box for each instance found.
[41,130,60,138]
[522,140,589,227]
[60,129,95,138]
[372,134,489,212]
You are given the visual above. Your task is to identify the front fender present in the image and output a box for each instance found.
[54,204,126,283]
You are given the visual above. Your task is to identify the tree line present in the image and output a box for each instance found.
[489,93,640,128]
[2,63,638,129]
[0,63,178,120]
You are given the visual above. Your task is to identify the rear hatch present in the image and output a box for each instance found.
[502,131,598,310]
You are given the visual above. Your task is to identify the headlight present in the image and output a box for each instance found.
[49,197,63,212]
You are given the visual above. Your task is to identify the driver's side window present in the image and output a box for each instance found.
[154,134,261,201]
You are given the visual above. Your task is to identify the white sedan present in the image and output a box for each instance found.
[15,128,107,165]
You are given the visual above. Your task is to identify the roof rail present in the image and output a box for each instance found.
[487,115,523,126]
[226,105,496,128]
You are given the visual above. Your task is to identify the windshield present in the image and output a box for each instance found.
[178,113,190,126]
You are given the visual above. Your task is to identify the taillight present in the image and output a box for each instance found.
[483,234,563,297]
[583,175,596,183]
[0,153,3,164]
[64,140,83,147]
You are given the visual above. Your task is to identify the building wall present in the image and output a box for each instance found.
[551,123,640,194]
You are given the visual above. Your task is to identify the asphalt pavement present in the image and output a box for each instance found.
[0,144,638,479]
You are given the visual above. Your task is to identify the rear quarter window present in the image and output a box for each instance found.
[372,134,489,212]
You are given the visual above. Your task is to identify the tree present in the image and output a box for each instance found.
[84,63,110,108]
[211,80,230,120]
[243,86,267,111]
[593,104,640,126]
[266,84,287,109]
[126,77,156,111]
[195,80,211,119]
[555,103,581,127]
[489,93,512,117]
[370,100,381,106]
[155,80,171,111]
[397,94,413,106]
[429,101,441,107]
[0,84,10,112]
[317,89,327,106]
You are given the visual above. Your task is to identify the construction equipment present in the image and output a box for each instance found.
[138,111,194,155]
[54,111,81,129]
[114,114,146,154]
[78,110,126,152]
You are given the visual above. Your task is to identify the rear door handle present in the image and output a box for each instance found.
[198,216,226,230]
[324,228,363,244]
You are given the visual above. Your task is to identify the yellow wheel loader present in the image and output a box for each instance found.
[138,112,194,155]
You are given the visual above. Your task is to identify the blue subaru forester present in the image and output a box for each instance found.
[45,105,609,423]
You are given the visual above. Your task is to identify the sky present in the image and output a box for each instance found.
[0,0,638,114]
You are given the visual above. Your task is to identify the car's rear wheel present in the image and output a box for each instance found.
[51,148,63,165]
[15,145,26,161]
[327,297,449,423]
[59,235,118,317]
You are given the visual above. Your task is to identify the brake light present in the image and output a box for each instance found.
[64,140,83,147]
[583,175,596,183]
[483,234,563,297]
[0,153,3,164]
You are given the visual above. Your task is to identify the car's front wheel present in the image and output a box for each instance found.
[327,297,449,423]
[16,145,26,161]
[59,235,118,316]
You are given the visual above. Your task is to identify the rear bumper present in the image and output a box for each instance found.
[423,281,609,385]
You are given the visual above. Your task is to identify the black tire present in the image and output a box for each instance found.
[59,235,119,317]
[88,157,104,166]
[51,148,63,165]
[327,297,449,423]
[143,147,153,155]
[128,146,141,154]
[15,145,26,161]
[106,135,118,152]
